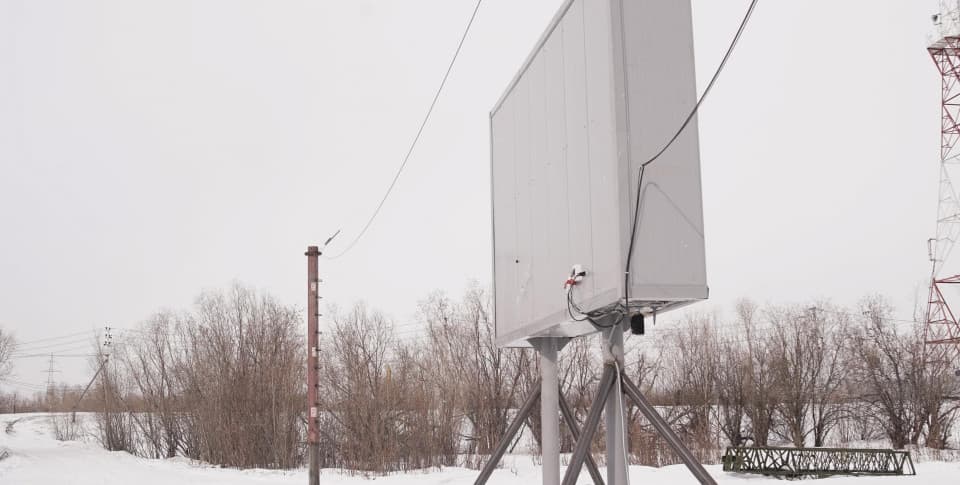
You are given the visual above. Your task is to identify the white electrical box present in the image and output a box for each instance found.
[491,0,707,347]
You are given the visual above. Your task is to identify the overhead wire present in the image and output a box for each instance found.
[10,343,93,359]
[12,353,95,359]
[13,348,96,359]
[638,0,759,172]
[14,330,92,346]
[3,379,46,391]
[12,339,95,355]
[324,0,484,259]
[13,336,96,349]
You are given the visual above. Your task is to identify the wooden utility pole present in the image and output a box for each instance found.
[101,357,109,425]
[101,327,113,446]
[305,246,321,485]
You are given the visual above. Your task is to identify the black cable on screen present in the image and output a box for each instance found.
[618,0,759,328]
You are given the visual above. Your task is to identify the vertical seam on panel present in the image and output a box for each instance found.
[490,113,497,342]
[512,99,522,315]
[617,0,635,288]
[527,73,538,324]
[581,2,596,298]
[541,52,551,323]
[559,16,572,272]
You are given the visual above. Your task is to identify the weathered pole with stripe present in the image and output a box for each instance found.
[306,246,321,485]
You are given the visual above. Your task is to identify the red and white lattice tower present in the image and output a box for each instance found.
[925,1,960,361]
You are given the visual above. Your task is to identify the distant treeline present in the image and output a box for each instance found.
[2,285,958,473]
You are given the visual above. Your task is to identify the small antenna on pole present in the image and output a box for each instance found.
[323,229,341,249]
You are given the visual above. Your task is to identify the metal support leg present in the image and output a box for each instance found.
[603,327,627,485]
[619,372,717,485]
[561,366,617,485]
[535,339,561,485]
[475,383,542,485]
[559,390,605,485]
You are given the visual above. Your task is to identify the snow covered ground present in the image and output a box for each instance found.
[1,413,957,484]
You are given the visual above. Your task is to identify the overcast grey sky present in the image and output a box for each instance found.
[0,0,946,388]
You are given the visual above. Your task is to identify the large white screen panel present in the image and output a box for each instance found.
[491,0,706,347]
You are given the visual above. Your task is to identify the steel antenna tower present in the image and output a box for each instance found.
[925,0,960,360]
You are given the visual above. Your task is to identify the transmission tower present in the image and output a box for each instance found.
[45,354,60,411]
[925,1,960,361]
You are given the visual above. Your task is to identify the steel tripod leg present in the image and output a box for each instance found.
[474,383,542,485]
[619,373,717,485]
[559,389,605,485]
[560,366,617,485]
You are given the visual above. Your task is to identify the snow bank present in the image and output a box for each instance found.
[1,413,958,484]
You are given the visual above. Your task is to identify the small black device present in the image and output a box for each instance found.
[630,313,645,335]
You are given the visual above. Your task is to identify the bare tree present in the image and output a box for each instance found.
[119,310,185,458]
[768,305,822,447]
[428,285,530,460]
[739,299,777,447]
[626,344,685,466]
[102,284,305,467]
[561,337,598,452]
[331,303,398,471]
[0,328,15,382]
[915,337,960,449]
[809,303,851,447]
[713,337,748,447]
[661,314,718,458]
[94,350,134,452]
[175,285,304,468]
[418,291,469,464]
[849,296,924,449]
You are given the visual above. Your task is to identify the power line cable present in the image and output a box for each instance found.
[14,330,92,346]
[16,334,92,348]
[15,337,92,349]
[12,353,94,359]
[2,379,46,391]
[14,337,93,352]
[325,0,484,259]
[640,0,759,171]
[813,306,920,325]
[13,345,95,358]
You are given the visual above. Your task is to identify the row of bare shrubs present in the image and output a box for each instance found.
[92,284,304,468]
[311,290,960,471]
[646,295,960,461]
[314,286,536,472]
[22,283,958,473]
[87,283,544,472]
